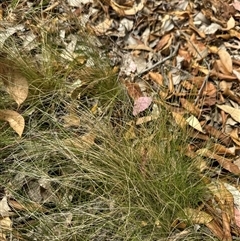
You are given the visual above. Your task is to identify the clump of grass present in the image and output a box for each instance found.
[1,102,207,240]
[0,12,209,241]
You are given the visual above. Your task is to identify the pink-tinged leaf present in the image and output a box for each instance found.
[133,97,152,116]
[235,207,240,227]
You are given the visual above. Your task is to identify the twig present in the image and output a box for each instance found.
[137,42,180,76]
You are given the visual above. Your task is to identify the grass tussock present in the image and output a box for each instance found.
[0,19,210,241]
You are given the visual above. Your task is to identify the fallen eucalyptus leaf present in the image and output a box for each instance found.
[217,104,240,123]
[0,109,25,137]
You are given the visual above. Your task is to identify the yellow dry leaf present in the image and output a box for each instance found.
[208,45,218,54]
[184,208,213,224]
[222,16,235,30]
[3,71,28,107]
[216,104,240,123]
[0,217,12,231]
[0,109,24,137]
[218,49,232,74]
[229,29,240,40]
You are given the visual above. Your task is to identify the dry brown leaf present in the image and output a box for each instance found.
[197,148,240,175]
[203,82,216,97]
[110,0,144,16]
[3,71,28,107]
[180,98,200,116]
[0,109,24,137]
[217,104,240,123]
[181,80,195,91]
[155,34,172,52]
[187,33,208,61]
[230,29,240,40]
[188,76,205,88]
[209,143,235,156]
[148,72,163,86]
[183,207,225,239]
[218,49,233,74]
[136,115,157,125]
[207,181,234,240]
[219,81,240,104]
[233,69,240,81]
[178,47,191,63]
[204,124,233,146]
[0,217,12,231]
[125,82,143,101]
[215,59,231,75]
[210,69,237,81]
[229,128,240,146]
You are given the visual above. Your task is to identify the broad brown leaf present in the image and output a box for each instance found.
[218,49,233,74]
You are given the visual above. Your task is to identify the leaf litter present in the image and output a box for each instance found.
[1,0,240,239]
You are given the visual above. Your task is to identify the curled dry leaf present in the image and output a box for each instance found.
[3,71,28,107]
[0,109,24,137]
